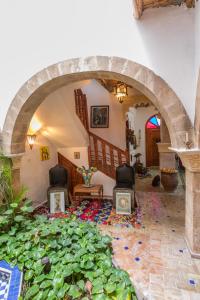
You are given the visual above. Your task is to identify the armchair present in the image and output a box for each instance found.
[113,163,137,211]
[47,164,70,210]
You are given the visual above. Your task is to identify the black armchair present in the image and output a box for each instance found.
[47,164,70,210]
[113,163,137,211]
[115,163,135,189]
[49,164,68,188]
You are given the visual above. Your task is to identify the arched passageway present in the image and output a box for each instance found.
[2,56,192,155]
[146,114,161,167]
[2,56,200,257]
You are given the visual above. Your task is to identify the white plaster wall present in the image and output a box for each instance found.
[58,147,89,169]
[83,80,126,149]
[21,134,58,207]
[58,146,115,196]
[195,1,200,88]
[0,0,195,129]
[92,172,115,197]
[26,79,125,199]
[128,106,157,166]
[34,81,89,148]
[33,80,125,149]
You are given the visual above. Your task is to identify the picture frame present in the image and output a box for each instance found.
[40,146,50,161]
[90,105,109,128]
[50,191,65,213]
[116,192,132,215]
[74,152,80,159]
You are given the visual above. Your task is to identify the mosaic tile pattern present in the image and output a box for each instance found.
[0,261,22,300]
[100,190,200,300]
[0,271,10,300]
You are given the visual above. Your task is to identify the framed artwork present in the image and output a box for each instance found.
[90,106,109,128]
[116,192,132,215]
[50,191,65,213]
[74,152,80,159]
[40,146,50,161]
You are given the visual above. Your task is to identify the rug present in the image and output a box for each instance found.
[33,199,141,228]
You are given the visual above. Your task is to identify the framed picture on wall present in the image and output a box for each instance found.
[50,191,65,213]
[40,146,50,161]
[90,106,109,128]
[116,192,132,215]
[74,152,80,159]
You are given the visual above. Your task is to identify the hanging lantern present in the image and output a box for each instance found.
[113,82,128,104]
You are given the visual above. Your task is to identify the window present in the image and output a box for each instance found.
[146,115,160,129]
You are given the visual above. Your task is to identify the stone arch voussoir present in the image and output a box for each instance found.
[2,56,193,155]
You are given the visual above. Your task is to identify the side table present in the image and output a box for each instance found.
[73,184,103,198]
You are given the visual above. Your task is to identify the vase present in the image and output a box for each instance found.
[161,172,178,192]
[83,175,92,187]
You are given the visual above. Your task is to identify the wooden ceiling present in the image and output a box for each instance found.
[133,0,197,19]
[96,79,152,107]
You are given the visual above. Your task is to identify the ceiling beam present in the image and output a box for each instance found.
[133,0,197,19]
[132,0,143,19]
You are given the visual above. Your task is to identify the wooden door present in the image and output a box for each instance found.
[146,128,160,167]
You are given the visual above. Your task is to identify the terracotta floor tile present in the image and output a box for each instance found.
[100,188,200,299]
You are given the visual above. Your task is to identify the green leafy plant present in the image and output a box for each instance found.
[0,215,137,299]
[0,154,33,231]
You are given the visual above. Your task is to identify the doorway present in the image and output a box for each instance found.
[146,115,160,167]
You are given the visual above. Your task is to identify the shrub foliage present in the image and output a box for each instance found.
[0,215,136,300]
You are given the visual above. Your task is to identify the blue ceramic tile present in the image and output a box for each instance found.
[0,260,23,300]
[135,257,140,262]
[189,279,196,285]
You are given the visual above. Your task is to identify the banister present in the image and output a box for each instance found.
[74,88,129,180]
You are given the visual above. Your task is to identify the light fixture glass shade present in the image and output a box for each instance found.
[113,82,128,103]
[27,134,36,149]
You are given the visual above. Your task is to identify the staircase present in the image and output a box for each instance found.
[74,89,129,179]
[58,152,83,194]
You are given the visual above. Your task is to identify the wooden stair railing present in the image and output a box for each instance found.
[74,89,129,179]
[58,152,83,194]
[89,132,128,179]
[74,89,89,131]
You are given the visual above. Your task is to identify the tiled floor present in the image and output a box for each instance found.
[100,188,200,300]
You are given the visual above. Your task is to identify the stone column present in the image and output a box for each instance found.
[160,117,170,143]
[177,150,200,258]
[158,118,176,168]
[10,154,24,194]
[157,143,176,168]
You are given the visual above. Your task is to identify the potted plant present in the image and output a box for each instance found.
[77,166,97,187]
[160,167,178,192]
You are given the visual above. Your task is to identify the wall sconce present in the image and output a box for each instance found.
[27,134,37,150]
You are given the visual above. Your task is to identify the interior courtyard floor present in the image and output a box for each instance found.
[100,178,200,300]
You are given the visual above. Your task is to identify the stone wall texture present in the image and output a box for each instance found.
[1,56,193,156]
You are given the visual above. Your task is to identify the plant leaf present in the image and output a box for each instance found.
[24,285,39,299]
[68,285,82,299]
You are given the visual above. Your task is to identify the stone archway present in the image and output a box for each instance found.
[3,56,200,257]
[195,70,200,148]
[2,56,193,156]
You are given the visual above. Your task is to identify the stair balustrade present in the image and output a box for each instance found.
[74,89,129,179]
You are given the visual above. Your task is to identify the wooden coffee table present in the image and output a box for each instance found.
[73,184,103,197]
